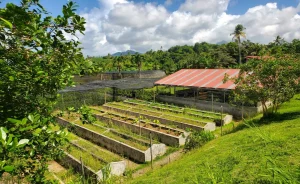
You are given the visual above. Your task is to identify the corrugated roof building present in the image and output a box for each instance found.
[155,69,240,90]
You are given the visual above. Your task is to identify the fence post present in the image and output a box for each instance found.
[105,90,107,104]
[211,92,214,112]
[150,132,153,169]
[80,157,85,184]
[139,115,141,136]
[221,106,223,136]
[61,93,65,110]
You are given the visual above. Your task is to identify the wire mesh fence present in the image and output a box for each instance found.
[56,88,114,110]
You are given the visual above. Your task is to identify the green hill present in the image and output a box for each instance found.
[128,94,300,184]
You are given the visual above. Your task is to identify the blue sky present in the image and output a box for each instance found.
[1,0,300,56]
[1,0,298,16]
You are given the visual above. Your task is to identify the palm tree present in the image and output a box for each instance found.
[113,55,124,78]
[274,35,285,46]
[231,24,246,65]
[133,54,144,78]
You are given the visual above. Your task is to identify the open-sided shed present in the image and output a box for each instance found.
[154,69,240,103]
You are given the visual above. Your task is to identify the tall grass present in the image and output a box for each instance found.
[128,94,300,183]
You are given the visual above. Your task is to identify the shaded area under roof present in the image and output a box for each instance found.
[155,69,240,90]
[60,78,159,93]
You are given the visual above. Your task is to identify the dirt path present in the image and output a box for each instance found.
[132,149,184,178]
[48,161,66,184]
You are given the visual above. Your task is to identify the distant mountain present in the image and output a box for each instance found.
[216,40,228,45]
[112,50,139,56]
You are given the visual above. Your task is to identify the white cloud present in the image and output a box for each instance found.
[76,0,300,56]
[107,2,169,29]
[179,0,230,15]
[165,0,173,6]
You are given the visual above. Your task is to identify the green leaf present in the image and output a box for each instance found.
[33,128,42,136]
[28,114,34,122]
[6,134,13,145]
[3,165,14,172]
[0,127,7,141]
[7,118,21,125]
[37,71,44,75]
[12,137,18,147]
[9,76,14,81]
[0,17,12,29]
[17,139,29,147]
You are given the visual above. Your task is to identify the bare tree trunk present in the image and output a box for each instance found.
[139,63,141,79]
[262,101,268,117]
[238,41,241,65]
[139,67,141,79]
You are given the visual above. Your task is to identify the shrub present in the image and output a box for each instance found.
[184,131,215,151]
[78,105,96,124]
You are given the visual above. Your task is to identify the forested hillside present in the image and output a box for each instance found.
[89,38,300,74]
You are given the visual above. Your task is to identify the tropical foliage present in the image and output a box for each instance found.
[231,24,246,65]
[230,56,300,117]
[89,37,300,74]
[0,0,87,182]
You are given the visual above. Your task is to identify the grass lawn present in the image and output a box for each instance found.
[127,94,300,183]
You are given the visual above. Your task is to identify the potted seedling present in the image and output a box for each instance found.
[133,118,139,125]
[57,110,64,117]
[67,106,76,119]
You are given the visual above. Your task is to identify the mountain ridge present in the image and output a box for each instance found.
[112,50,139,56]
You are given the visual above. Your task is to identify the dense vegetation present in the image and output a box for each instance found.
[1,0,300,183]
[89,36,300,74]
[0,0,88,182]
[231,57,300,117]
[128,94,300,183]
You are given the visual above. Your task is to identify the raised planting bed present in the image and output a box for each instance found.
[69,128,152,158]
[123,100,233,125]
[64,141,126,180]
[123,101,217,122]
[56,117,166,163]
[59,152,98,183]
[58,111,150,150]
[68,133,123,163]
[48,161,83,183]
[92,109,189,146]
[102,103,215,131]
[106,102,213,124]
[60,151,125,182]
[65,144,106,170]
[130,99,183,111]
[184,108,233,125]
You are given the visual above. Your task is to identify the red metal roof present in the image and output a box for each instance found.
[155,69,240,90]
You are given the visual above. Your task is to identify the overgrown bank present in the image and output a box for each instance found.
[128,94,300,183]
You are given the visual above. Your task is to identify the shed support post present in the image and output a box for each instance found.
[174,86,176,97]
